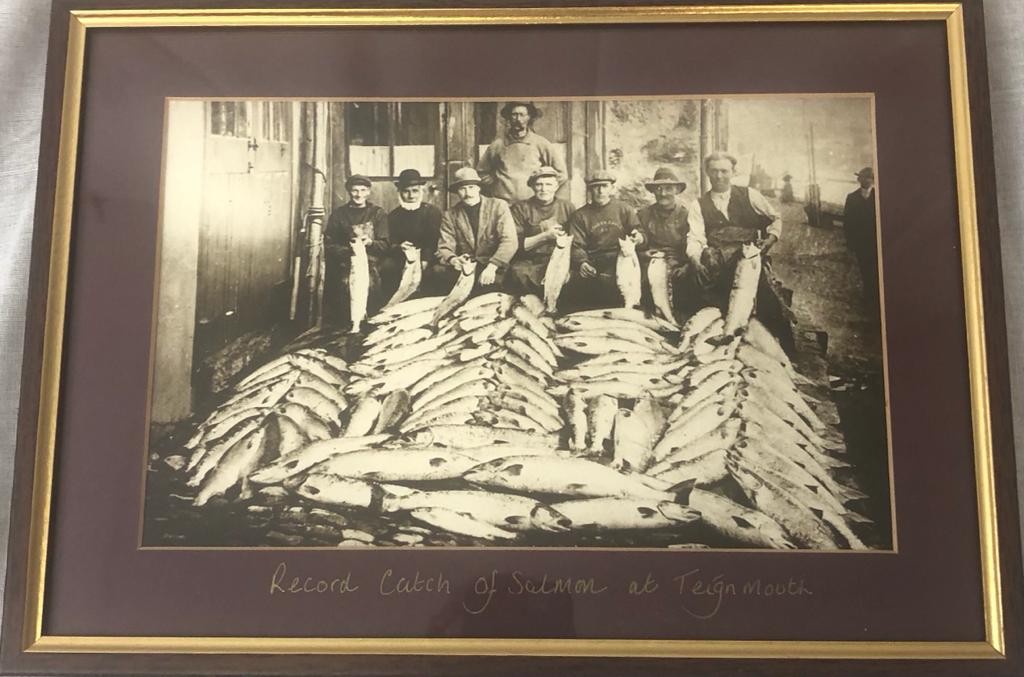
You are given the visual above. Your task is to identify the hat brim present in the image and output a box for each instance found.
[346,180,372,189]
[527,173,560,188]
[396,179,427,188]
[586,180,615,187]
[449,180,482,192]
[645,181,686,191]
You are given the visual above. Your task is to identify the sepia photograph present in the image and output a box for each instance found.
[142,95,891,551]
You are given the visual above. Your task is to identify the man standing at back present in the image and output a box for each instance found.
[477,101,567,203]
[843,166,879,315]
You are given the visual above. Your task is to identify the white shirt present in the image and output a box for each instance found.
[708,186,782,239]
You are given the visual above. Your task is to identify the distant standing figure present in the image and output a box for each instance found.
[843,166,879,313]
[477,102,568,203]
[780,173,795,203]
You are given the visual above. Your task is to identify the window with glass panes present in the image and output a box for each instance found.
[346,102,439,178]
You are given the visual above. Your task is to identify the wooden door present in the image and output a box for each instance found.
[195,101,294,371]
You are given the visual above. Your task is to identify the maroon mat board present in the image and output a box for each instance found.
[3,0,1022,675]
[49,19,974,638]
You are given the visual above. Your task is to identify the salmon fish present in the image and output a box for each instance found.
[616,236,642,308]
[543,232,574,313]
[249,434,393,485]
[586,395,618,453]
[646,251,677,326]
[612,409,655,473]
[348,234,371,334]
[384,241,422,308]
[194,426,268,506]
[723,243,762,336]
[565,389,588,452]
[410,507,517,541]
[464,455,682,502]
[688,488,796,549]
[311,448,481,482]
[384,489,571,533]
[294,473,383,510]
[432,255,477,328]
[550,497,700,531]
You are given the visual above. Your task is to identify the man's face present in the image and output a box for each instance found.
[859,175,874,190]
[348,184,370,205]
[532,176,558,203]
[707,159,734,193]
[508,105,531,136]
[400,185,423,204]
[653,184,680,208]
[457,183,481,204]
[589,182,614,205]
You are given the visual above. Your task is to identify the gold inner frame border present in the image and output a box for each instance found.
[23,2,1001,660]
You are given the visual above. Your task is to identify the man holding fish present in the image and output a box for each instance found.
[435,167,520,290]
[323,174,392,323]
[696,152,795,352]
[506,165,577,296]
[385,168,443,296]
[566,170,645,309]
[636,167,708,316]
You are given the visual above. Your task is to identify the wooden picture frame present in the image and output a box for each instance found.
[2,1,1020,674]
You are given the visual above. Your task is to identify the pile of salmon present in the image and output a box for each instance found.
[175,244,871,549]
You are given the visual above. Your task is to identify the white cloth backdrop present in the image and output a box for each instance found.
[0,0,1021,657]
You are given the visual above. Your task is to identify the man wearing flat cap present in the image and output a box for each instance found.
[506,165,577,295]
[477,101,568,203]
[566,170,644,308]
[386,168,443,294]
[435,167,519,290]
[323,174,390,322]
[843,166,879,313]
[697,151,794,352]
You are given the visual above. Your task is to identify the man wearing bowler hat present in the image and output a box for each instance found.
[322,174,390,323]
[477,101,568,203]
[843,166,879,313]
[565,170,644,308]
[435,167,519,290]
[386,168,443,295]
[506,165,577,295]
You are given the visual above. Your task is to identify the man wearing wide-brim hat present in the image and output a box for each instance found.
[506,165,577,295]
[323,174,390,323]
[635,167,709,314]
[477,101,567,203]
[843,166,879,314]
[435,167,519,289]
[383,168,444,296]
[564,170,644,308]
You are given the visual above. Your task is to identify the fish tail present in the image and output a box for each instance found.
[667,478,697,504]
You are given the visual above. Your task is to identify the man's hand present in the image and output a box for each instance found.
[539,219,563,240]
[579,262,598,279]
[479,263,498,286]
[759,234,778,254]
[450,257,464,270]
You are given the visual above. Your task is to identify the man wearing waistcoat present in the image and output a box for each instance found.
[698,151,795,353]
[434,167,519,292]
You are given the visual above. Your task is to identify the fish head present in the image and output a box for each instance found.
[531,505,574,532]
[656,502,702,524]
[554,232,574,248]
[741,242,761,259]
[457,254,476,274]
[618,236,637,254]
[649,250,667,260]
